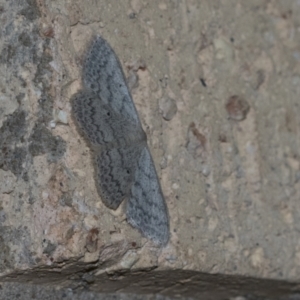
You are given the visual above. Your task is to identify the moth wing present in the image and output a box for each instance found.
[94,144,144,209]
[83,36,140,126]
[71,90,141,148]
[126,146,169,245]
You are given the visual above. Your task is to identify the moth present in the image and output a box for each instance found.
[71,36,169,245]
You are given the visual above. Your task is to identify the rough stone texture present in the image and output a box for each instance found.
[0,282,191,300]
[0,0,300,298]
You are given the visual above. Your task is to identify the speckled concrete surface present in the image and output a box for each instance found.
[0,282,190,300]
[0,0,300,294]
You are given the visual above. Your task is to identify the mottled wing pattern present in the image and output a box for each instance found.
[94,144,144,209]
[83,36,140,125]
[71,90,140,148]
[127,146,169,245]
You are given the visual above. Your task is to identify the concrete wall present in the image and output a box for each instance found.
[0,0,300,298]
